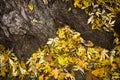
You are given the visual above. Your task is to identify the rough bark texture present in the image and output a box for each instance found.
[0,0,115,61]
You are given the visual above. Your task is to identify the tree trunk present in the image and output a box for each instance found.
[0,0,115,61]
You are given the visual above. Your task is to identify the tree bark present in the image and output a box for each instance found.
[0,0,115,61]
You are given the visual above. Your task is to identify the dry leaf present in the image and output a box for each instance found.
[39,75,44,80]
[44,54,53,62]
[43,0,48,5]
[28,4,34,11]
[52,68,60,79]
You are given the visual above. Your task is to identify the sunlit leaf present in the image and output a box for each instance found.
[112,72,120,79]
[20,61,26,69]
[114,58,120,67]
[43,0,48,5]
[113,37,119,44]
[76,46,86,56]
[65,73,75,80]
[28,4,34,11]
[0,66,8,77]
[52,68,60,79]
[32,53,37,59]
[12,67,18,76]
[47,38,54,45]
[111,63,117,68]
[9,58,18,76]
[0,55,5,64]
[9,58,14,66]
[32,18,38,23]
[3,54,8,62]
[68,7,71,12]
[84,41,94,47]
[87,16,94,24]
[78,60,84,67]
[100,49,109,61]
[19,65,27,75]
[57,55,68,65]
[39,75,44,80]
[83,0,89,8]
[58,73,65,80]
[74,0,82,8]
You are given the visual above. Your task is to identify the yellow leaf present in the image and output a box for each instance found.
[57,56,68,65]
[61,40,67,48]
[76,46,86,56]
[83,0,89,8]
[88,16,94,24]
[43,63,52,74]
[101,60,109,66]
[114,58,120,66]
[3,54,9,62]
[32,53,37,59]
[95,19,99,25]
[32,18,38,23]
[94,46,104,52]
[0,55,5,64]
[114,32,118,37]
[12,67,18,76]
[65,73,75,79]
[111,63,117,68]
[28,4,34,11]
[113,37,119,44]
[58,73,65,80]
[78,60,84,67]
[72,32,80,41]
[68,7,71,12]
[0,66,8,77]
[92,68,107,77]
[107,7,115,12]
[35,63,41,69]
[20,61,26,69]
[39,75,44,80]
[91,69,100,77]
[74,0,82,8]
[100,49,109,61]
[57,28,65,38]
[45,76,50,80]
[68,57,77,63]
[84,41,94,47]
[19,65,27,75]
[9,58,14,66]
[52,68,60,79]
[112,72,120,79]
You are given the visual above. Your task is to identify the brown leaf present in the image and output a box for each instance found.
[44,54,53,62]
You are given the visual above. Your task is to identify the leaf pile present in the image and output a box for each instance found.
[0,26,120,80]
[74,0,120,30]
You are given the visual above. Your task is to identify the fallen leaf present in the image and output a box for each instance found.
[57,56,68,65]
[28,4,34,11]
[52,68,60,79]
[39,75,44,80]
[44,54,53,62]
